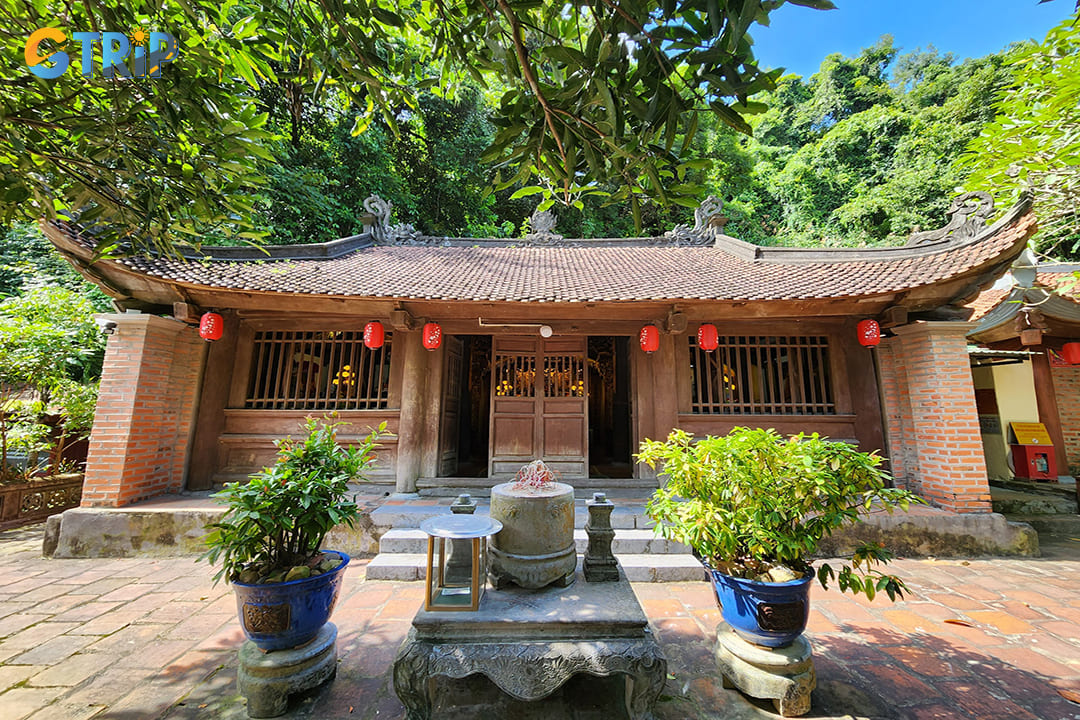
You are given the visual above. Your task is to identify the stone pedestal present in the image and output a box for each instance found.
[715,621,814,717]
[394,570,666,720]
[584,492,619,582]
[238,622,338,718]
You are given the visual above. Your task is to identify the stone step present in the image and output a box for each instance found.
[371,502,653,531]
[991,488,1078,515]
[378,528,688,555]
[1006,514,1080,536]
[364,552,705,583]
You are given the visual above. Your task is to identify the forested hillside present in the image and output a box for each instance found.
[244,32,1062,254]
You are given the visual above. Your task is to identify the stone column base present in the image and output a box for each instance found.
[715,621,815,717]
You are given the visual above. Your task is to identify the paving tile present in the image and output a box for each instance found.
[28,652,120,688]
[0,664,46,691]
[0,613,51,639]
[7,633,97,666]
[1,622,82,651]
[0,686,66,720]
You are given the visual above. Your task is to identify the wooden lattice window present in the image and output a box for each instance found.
[245,331,391,409]
[544,355,585,397]
[689,335,835,415]
[493,352,536,397]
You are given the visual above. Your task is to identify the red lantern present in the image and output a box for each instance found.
[199,312,223,341]
[422,322,442,351]
[697,324,719,352]
[363,321,385,349]
[639,325,660,354]
[1063,342,1080,365]
[857,319,881,347]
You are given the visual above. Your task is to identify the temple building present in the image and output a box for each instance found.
[967,253,1080,484]
[45,192,1039,514]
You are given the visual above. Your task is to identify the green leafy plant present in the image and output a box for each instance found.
[637,427,922,601]
[201,417,388,584]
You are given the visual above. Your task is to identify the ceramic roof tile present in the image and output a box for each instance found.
[47,208,1036,304]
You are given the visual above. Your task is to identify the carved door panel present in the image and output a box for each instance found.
[438,336,464,477]
[489,336,588,478]
[539,337,588,478]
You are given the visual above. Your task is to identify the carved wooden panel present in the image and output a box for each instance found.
[489,336,588,478]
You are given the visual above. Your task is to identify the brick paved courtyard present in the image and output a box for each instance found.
[1,524,1079,719]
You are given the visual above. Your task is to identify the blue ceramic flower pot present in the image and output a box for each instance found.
[232,551,349,652]
[706,564,812,648]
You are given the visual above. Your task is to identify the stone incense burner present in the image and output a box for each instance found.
[488,461,576,589]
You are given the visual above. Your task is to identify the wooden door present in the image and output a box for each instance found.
[489,336,588,478]
[438,336,464,477]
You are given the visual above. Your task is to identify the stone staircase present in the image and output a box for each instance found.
[364,497,705,583]
[992,480,1080,536]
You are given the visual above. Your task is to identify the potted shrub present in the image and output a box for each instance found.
[637,427,921,648]
[201,416,387,651]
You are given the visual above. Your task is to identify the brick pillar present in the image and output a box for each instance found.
[876,338,916,490]
[885,322,991,513]
[82,314,206,507]
[1052,364,1080,476]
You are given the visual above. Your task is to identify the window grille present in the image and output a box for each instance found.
[493,352,536,397]
[245,331,391,409]
[689,335,835,415]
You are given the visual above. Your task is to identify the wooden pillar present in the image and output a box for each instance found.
[632,344,656,480]
[396,331,430,493]
[651,333,680,441]
[1031,349,1070,480]
[840,321,887,456]
[419,342,445,479]
[187,311,239,490]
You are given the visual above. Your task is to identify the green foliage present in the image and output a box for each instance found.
[201,417,389,584]
[0,286,105,477]
[3,0,832,254]
[637,427,922,601]
[962,12,1080,259]
[715,40,1011,247]
[0,224,112,307]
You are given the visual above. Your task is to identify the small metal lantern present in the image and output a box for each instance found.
[419,515,502,612]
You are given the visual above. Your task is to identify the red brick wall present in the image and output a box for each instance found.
[882,322,991,513]
[1052,364,1080,475]
[82,315,206,507]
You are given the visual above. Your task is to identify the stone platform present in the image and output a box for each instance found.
[393,568,667,720]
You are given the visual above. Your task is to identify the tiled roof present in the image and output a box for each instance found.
[46,204,1036,304]
[966,288,1010,321]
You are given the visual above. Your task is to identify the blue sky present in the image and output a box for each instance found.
[752,0,1075,79]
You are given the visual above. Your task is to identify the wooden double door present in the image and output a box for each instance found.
[489,336,588,478]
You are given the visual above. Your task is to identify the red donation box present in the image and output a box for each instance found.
[1009,422,1057,481]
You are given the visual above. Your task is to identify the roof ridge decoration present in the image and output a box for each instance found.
[906,191,995,247]
[522,208,564,246]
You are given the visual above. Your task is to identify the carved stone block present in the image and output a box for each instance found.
[714,621,815,717]
[238,622,337,718]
